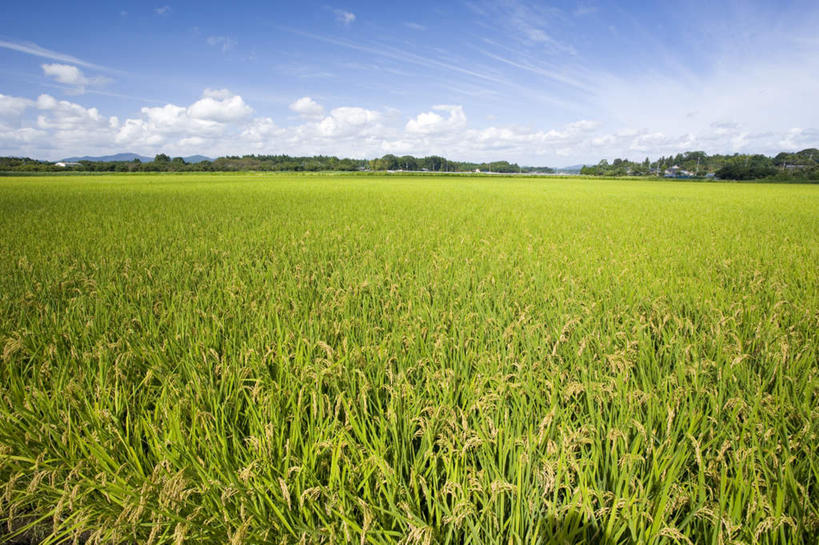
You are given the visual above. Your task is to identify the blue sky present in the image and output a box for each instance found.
[1,0,817,164]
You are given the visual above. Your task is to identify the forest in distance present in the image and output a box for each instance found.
[1,148,818,181]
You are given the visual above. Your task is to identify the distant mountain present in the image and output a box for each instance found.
[556,164,586,173]
[182,155,212,163]
[60,153,153,163]
[58,153,212,163]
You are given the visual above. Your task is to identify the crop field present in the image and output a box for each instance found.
[0,173,818,545]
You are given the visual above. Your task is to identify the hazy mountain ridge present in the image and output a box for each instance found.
[59,153,212,163]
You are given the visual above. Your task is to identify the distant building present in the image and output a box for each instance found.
[664,165,695,178]
[54,162,81,167]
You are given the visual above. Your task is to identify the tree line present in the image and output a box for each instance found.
[0,153,550,174]
[580,149,819,181]
[1,149,817,180]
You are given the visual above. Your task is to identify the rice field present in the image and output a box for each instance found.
[1,173,817,544]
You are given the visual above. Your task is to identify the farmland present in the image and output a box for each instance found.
[1,173,818,544]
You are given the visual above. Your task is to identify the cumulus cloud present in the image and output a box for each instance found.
[0,88,815,164]
[33,94,111,132]
[0,94,33,119]
[112,90,252,149]
[241,118,284,150]
[289,97,324,119]
[318,107,381,137]
[187,91,252,122]
[334,9,355,25]
[42,64,86,86]
[406,105,466,134]
[1,94,119,154]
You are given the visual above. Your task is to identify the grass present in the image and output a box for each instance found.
[0,173,817,545]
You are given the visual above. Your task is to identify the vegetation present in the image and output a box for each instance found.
[4,149,819,181]
[6,148,819,181]
[580,149,819,181]
[0,154,547,174]
[1,173,818,544]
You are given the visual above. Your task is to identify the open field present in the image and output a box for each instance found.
[1,173,818,544]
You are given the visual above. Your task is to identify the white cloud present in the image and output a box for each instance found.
[289,97,324,119]
[41,64,110,94]
[241,118,284,149]
[334,9,356,25]
[187,93,252,122]
[42,64,86,86]
[0,94,34,119]
[154,6,171,15]
[0,124,46,152]
[34,94,108,131]
[0,88,815,165]
[140,104,188,127]
[1,94,118,154]
[107,90,249,152]
[566,120,599,132]
[109,91,252,151]
[179,136,205,147]
[318,107,382,137]
[406,105,466,134]
[35,94,58,110]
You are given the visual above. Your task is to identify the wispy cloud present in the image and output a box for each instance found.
[206,36,237,53]
[154,6,171,16]
[466,0,575,55]
[0,39,109,71]
[404,22,426,31]
[334,9,356,25]
[274,63,335,79]
[573,3,597,17]
[475,48,594,93]
[278,27,586,112]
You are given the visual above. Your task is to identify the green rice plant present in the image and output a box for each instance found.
[0,173,817,544]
